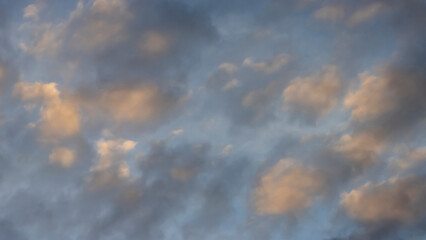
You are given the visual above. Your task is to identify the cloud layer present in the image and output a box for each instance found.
[1,0,426,239]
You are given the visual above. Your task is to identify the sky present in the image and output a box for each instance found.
[0,0,426,239]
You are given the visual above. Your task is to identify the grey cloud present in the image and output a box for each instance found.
[204,54,294,130]
[4,138,256,240]
[1,137,254,239]
[55,0,217,88]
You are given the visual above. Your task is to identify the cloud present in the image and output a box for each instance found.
[333,131,386,167]
[282,65,341,121]
[49,147,75,168]
[19,0,216,79]
[91,138,137,172]
[87,141,252,239]
[390,146,426,170]
[13,82,59,102]
[243,53,290,74]
[348,2,385,26]
[314,5,345,22]
[218,63,238,74]
[72,0,131,50]
[209,63,240,92]
[170,167,193,181]
[206,63,239,92]
[171,129,184,135]
[0,65,3,82]
[2,0,426,239]
[254,158,324,215]
[23,4,40,21]
[241,79,285,125]
[205,56,290,129]
[341,176,426,223]
[344,72,396,121]
[14,82,80,141]
[221,144,233,155]
[0,220,26,240]
[139,31,171,57]
[87,137,137,191]
[78,84,187,127]
[222,78,238,91]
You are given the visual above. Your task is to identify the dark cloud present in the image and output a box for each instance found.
[45,0,217,88]
[204,55,296,131]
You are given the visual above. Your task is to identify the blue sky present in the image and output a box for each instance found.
[1,0,426,239]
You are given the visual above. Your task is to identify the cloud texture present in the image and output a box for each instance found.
[1,0,426,239]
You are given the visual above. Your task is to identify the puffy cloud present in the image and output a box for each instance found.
[38,100,80,140]
[19,10,70,57]
[14,82,80,141]
[49,147,75,168]
[242,53,290,74]
[13,82,59,101]
[282,65,341,120]
[79,84,186,126]
[334,132,386,167]
[314,5,345,22]
[348,2,385,26]
[341,176,426,223]
[254,158,324,215]
[92,138,137,172]
[87,138,136,190]
[344,72,396,121]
